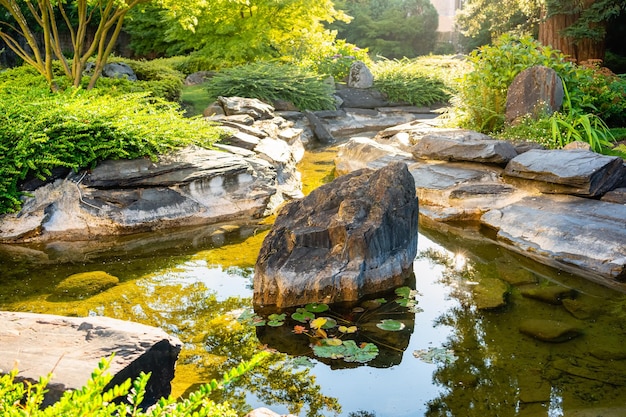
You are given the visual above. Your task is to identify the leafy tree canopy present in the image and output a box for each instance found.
[456,0,625,49]
[124,0,351,66]
[332,0,439,58]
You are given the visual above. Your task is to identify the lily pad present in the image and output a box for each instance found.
[413,347,458,364]
[320,317,337,329]
[312,339,379,363]
[292,308,315,323]
[338,325,358,334]
[305,302,329,313]
[376,319,406,331]
[267,313,286,327]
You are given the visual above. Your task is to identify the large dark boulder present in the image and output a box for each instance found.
[0,312,181,408]
[254,162,419,308]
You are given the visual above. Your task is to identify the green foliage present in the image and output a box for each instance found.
[305,39,371,81]
[0,353,268,416]
[312,339,379,363]
[333,0,439,58]
[455,34,625,137]
[0,69,223,214]
[205,62,336,111]
[123,0,350,68]
[94,58,185,102]
[372,58,452,106]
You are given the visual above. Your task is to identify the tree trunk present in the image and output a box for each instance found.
[538,0,606,63]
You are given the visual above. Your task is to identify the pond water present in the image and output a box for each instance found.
[1,146,626,417]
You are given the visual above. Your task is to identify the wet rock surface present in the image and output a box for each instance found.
[519,319,582,343]
[254,162,418,308]
[335,121,626,291]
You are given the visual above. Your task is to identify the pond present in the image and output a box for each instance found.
[1,146,626,417]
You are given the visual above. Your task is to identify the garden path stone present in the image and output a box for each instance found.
[504,149,625,197]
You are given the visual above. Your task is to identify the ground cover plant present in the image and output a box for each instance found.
[0,66,224,215]
[372,57,454,107]
[0,353,267,416]
[205,62,336,111]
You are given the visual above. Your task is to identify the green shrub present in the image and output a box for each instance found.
[206,62,336,111]
[0,352,267,416]
[95,58,186,102]
[0,77,224,214]
[304,39,372,81]
[456,34,626,139]
[372,57,452,107]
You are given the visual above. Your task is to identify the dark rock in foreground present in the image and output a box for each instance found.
[254,162,418,308]
[0,311,181,408]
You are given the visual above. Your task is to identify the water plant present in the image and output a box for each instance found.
[239,286,421,364]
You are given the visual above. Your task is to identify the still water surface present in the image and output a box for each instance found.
[1,147,625,416]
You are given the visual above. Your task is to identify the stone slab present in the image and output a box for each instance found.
[0,311,182,407]
[481,194,626,283]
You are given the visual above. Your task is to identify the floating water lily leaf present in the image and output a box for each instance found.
[376,319,406,331]
[338,325,358,334]
[375,298,387,304]
[237,308,266,326]
[342,340,379,363]
[291,356,315,368]
[322,338,343,346]
[395,286,412,298]
[310,317,328,329]
[267,313,286,327]
[312,339,379,363]
[292,308,315,323]
[312,341,345,359]
[320,317,337,329]
[413,347,458,364]
[305,302,329,313]
[352,307,365,313]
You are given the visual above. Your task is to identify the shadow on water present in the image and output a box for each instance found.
[0,145,625,416]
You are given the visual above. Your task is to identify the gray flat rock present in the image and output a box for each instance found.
[504,149,625,197]
[481,195,626,283]
[412,130,518,164]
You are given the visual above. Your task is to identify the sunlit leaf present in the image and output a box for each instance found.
[376,319,406,331]
[338,325,358,334]
[395,286,412,298]
[322,338,343,346]
[342,340,379,363]
[305,302,329,313]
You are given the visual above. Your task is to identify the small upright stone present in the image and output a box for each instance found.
[347,60,374,88]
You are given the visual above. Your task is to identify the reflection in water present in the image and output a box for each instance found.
[1,146,626,416]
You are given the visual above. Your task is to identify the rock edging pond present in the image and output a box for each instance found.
[335,124,626,291]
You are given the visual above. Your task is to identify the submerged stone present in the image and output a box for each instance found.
[520,285,577,305]
[472,277,509,310]
[52,271,119,299]
[519,319,582,343]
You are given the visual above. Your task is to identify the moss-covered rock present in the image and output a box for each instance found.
[53,271,119,299]
[472,277,509,310]
[519,319,582,343]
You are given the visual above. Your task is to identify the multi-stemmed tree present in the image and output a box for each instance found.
[0,0,143,90]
